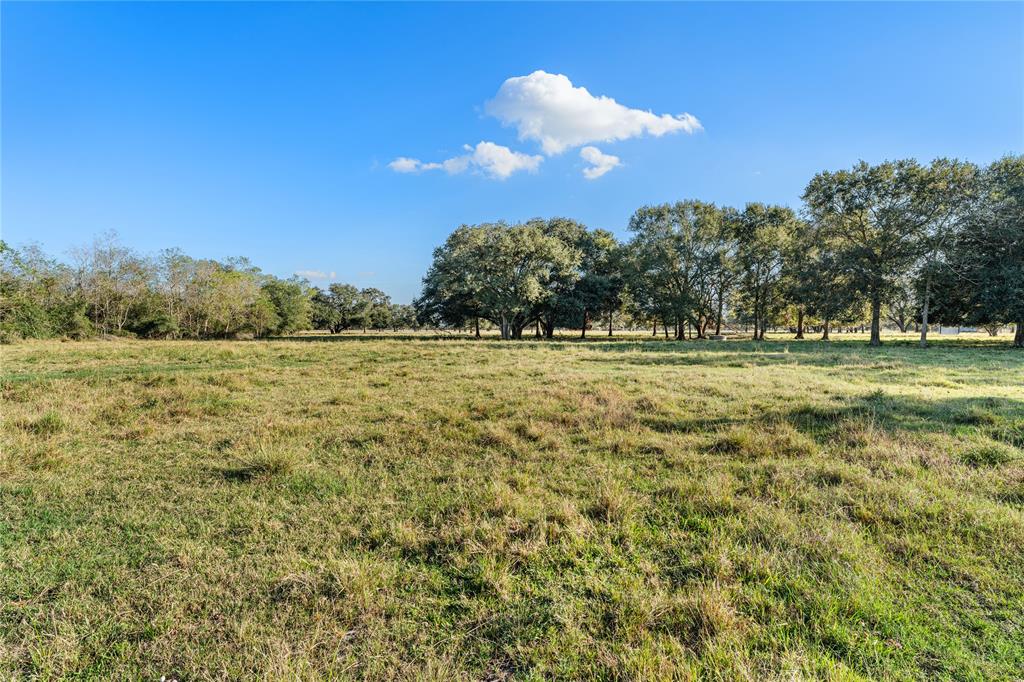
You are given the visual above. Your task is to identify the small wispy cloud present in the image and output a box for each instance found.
[580,146,621,179]
[295,269,336,281]
[389,141,542,180]
[388,158,423,173]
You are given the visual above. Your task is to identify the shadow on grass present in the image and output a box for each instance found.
[271,332,1020,350]
[770,393,1023,466]
[638,391,1023,469]
[795,392,1020,440]
[270,333,477,343]
[220,466,261,482]
[579,339,1023,375]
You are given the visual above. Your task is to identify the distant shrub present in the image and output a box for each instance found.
[128,310,179,339]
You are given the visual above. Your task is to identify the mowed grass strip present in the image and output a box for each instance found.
[2,336,1023,680]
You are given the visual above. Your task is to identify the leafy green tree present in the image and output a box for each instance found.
[361,288,392,331]
[624,201,730,339]
[415,267,481,334]
[885,276,918,334]
[72,232,152,335]
[945,156,1024,347]
[915,158,979,347]
[248,292,281,338]
[262,278,312,335]
[0,241,89,340]
[332,283,368,331]
[206,268,260,337]
[311,283,373,333]
[709,207,740,337]
[530,219,622,338]
[784,222,860,340]
[532,217,589,337]
[575,230,625,338]
[183,259,228,338]
[125,287,179,339]
[310,289,342,332]
[781,219,817,339]
[803,160,935,346]
[388,303,418,331]
[732,204,797,340]
[417,222,578,339]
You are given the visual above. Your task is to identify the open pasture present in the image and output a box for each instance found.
[2,336,1023,680]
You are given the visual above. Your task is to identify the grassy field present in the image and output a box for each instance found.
[2,334,1023,680]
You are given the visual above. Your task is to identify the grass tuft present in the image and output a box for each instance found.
[225,441,299,480]
[711,423,817,459]
[590,482,636,524]
[22,410,65,436]
[959,440,1019,467]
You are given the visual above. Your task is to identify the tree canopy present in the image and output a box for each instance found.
[4,155,1022,347]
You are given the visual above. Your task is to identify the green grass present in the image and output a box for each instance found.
[2,334,1023,680]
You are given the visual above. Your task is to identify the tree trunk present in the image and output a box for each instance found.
[822,318,830,341]
[608,312,613,337]
[663,321,669,339]
[475,317,480,338]
[581,308,587,339]
[795,309,804,339]
[535,320,541,338]
[545,319,555,339]
[919,278,931,348]
[715,296,724,336]
[1015,321,1023,348]
[869,294,882,346]
[652,320,657,337]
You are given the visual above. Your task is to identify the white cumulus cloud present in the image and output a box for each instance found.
[463,141,543,179]
[580,146,621,179]
[485,70,702,155]
[388,142,542,180]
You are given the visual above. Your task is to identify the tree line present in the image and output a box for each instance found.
[2,155,1021,346]
[0,234,418,342]
[415,156,1023,347]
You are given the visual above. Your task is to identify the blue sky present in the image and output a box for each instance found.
[3,2,1021,302]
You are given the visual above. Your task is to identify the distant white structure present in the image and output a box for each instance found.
[938,326,978,335]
